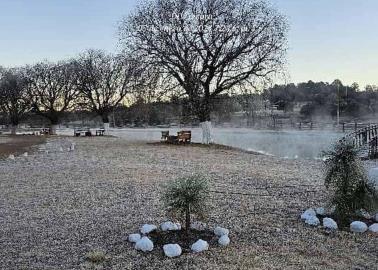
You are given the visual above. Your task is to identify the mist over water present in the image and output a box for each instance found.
[80,128,343,160]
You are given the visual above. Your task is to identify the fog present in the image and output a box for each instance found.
[58,128,343,160]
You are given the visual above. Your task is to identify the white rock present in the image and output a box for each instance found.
[191,239,209,253]
[214,226,229,236]
[70,143,75,151]
[163,244,182,257]
[324,205,336,215]
[368,223,378,233]
[374,213,378,222]
[300,208,316,220]
[368,167,378,186]
[323,218,338,230]
[135,236,154,252]
[8,154,15,160]
[305,215,320,226]
[350,221,368,233]
[23,152,28,157]
[315,207,325,215]
[59,147,64,152]
[355,209,371,219]
[161,221,180,231]
[140,224,157,234]
[218,235,230,246]
[128,233,141,243]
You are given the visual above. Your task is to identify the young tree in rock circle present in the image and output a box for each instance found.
[120,0,288,143]
[0,68,31,134]
[26,60,79,135]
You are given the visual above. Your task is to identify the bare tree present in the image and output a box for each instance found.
[0,68,31,134]
[26,60,79,134]
[75,49,146,133]
[120,0,288,143]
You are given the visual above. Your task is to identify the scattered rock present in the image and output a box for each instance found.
[368,223,378,233]
[214,226,229,236]
[128,233,141,243]
[305,215,320,226]
[191,239,209,253]
[218,235,230,246]
[315,207,325,215]
[161,221,180,231]
[140,224,157,234]
[323,217,338,230]
[300,208,316,220]
[163,244,182,257]
[8,154,15,160]
[135,236,154,252]
[350,221,368,233]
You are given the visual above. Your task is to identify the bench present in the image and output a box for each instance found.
[161,130,191,144]
[74,128,92,137]
[96,129,105,136]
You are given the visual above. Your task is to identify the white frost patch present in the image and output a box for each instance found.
[135,236,154,252]
[128,233,141,243]
[305,215,320,226]
[214,226,229,236]
[368,223,378,233]
[218,235,230,246]
[140,224,157,234]
[323,218,338,230]
[191,239,209,253]
[300,208,316,220]
[163,244,182,257]
[350,221,368,233]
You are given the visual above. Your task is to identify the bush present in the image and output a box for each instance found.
[162,175,209,233]
[323,139,378,225]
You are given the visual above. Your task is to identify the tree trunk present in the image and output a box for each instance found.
[10,124,17,135]
[49,125,58,135]
[200,121,213,144]
[102,114,110,135]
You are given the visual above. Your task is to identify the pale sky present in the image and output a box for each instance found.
[0,0,377,87]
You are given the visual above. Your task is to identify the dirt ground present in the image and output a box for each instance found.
[0,136,377,269]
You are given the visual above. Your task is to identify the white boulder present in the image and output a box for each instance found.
[300,208,316,220]
[218,235,230,246]
[8,154,15,160]
[375,213,378,222]
[163,244,182,257]
[191,239,209,253]
[368,223,378,233]
[161,221,180,231]
[315,207,325,215]
[135,236,154,252]
[350,221,368,233]
[323,218,338,230]
[23,152,28,157]
[305,215,320,226]
[214,226,229,236]
[128,233,141,243]
[140,224,157,234]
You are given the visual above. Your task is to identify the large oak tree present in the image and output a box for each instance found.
[120,0,288,143]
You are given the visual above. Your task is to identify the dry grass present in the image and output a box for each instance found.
[0,136,377,269]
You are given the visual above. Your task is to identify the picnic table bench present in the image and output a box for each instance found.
[74,128,92,137]
[96,128,105,136]
[161,130,191,144]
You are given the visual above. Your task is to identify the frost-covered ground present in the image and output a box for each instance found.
[58,127,343,159]
[1,136,377,269]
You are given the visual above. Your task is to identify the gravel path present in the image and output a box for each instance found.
[0,137,377,269]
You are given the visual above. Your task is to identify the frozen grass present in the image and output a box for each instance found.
[0,136,377,269]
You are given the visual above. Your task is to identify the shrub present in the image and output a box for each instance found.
[323,139,378,225]
[162,175,209,233]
